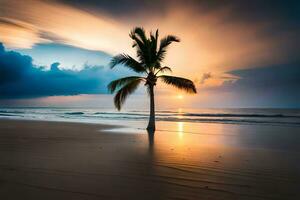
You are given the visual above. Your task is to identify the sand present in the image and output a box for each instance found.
[0,119,299,200]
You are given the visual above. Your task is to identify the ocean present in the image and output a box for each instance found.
[1,108,300,128]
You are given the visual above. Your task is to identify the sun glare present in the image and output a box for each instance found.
[177,95,184,99]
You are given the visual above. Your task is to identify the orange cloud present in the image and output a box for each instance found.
[0,0,130,53]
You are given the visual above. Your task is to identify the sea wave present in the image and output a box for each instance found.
[180,113,300,118]
[92,111,300,118]
[155,117,300,126]
[0,113,22,117]
[94,112,147,116]
[0,110,25,114]
[64,112,85,115]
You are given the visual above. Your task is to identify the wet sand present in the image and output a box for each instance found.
[0,119,299,199]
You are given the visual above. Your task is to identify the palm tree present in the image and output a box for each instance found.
[108,27,197,132]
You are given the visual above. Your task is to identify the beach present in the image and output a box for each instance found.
[0,119,299,200]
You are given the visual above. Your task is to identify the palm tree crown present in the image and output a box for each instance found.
[108,27,197,131]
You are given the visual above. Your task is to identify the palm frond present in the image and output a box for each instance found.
[107,76,144,93]
[131,34,145,49]
[150,29,159,52]
[129,28,149,66]
[157,35,180,62]
[109,54,146,73]
[114,78,142,110]
[130,27,147,44]
[149,30,159,68]
[159,75,197,93]
[155,66,172,75]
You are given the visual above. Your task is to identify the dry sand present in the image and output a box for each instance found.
[0,119,299,200]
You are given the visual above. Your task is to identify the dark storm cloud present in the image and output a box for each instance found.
[58,0,300,23]
[201,0,300,23]
[226,63,300,90]
[0,43,128,98]
[57,0,167,17]
[220,63,300,107]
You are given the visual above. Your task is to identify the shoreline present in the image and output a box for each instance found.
[0,117,124,128]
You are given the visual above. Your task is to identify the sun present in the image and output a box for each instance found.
[177,94,184,99]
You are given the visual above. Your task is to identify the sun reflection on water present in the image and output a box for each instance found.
[177,122,184,139]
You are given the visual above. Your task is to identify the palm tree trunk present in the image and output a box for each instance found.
[147,85,155,132]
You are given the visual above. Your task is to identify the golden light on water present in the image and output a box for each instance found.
[146,121,232,164]
[177,122,184,139]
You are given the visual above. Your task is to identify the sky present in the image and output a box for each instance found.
[0,0,299,108]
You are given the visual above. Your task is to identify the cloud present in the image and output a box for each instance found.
[58,0,168,19]
[200,72,212,84]
[225,63,300,90]
[215,63,300,107]
[0,17,47,49]
[1,0,299,75]
[0,43,129,98]
[16,43,112,70]
[58,0,300,24]
[1,0,299,107]
[0,0,130,52]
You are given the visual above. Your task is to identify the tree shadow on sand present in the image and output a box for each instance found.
[147,129,155,151]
